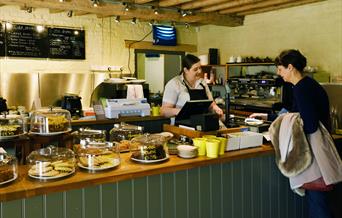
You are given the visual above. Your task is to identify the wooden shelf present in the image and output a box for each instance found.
[125,40,197,52]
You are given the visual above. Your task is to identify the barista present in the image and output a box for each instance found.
[160,54,223,118]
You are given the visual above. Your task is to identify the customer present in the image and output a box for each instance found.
[271,49,335,218]
[160,54,223,118]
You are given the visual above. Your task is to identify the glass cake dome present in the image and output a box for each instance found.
[0,114,26,140]
[30,108,71,135]
[26,146,76,180]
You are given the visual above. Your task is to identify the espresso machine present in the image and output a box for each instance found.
[228,74,284,113]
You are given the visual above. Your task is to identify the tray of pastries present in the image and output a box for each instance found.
[26,146,76,180]
[75,142,120,171]
[0,115,26,140]
[30,108,71,135]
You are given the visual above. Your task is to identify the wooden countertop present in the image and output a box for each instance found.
[0,145,273,202]
[71,116,169,126]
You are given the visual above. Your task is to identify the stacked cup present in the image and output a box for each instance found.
[193,135,227,158]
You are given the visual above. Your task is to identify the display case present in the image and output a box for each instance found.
[26,146,76,180]
[30,108,71,135]
[0,114,26,140]
[130,134,168,163]
[109,123,143,152]
[72,128,106,146]
[0,152,18,185]
[75,142,120,171]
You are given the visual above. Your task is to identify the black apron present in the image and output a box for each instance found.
[184,81,208,100]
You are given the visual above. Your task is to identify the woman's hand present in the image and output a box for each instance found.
[160,103,180,118]
[249,113,268,121]
[211,103,224,118]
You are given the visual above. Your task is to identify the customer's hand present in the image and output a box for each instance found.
[249,113,268,121]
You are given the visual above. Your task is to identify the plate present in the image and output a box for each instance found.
[0,133,26,140]
[156,132,174,139]
[131,154,169,164]
[244,118,264,126]
[129,79,146,83]
[178,154,197,159]
[29,129,71,136]
[0,173,18,185]
[28,168,75,180]
[77,159,120,171]
[122,77,137,80]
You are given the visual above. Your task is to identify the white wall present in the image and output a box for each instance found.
[145,55,165,93]
[197,0,342,80]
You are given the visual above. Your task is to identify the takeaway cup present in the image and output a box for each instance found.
[205,139,220,158]
[192,138,207,156]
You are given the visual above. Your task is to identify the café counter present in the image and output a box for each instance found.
[0,144,307,218]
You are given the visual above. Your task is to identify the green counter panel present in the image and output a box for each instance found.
[0,155,306,218]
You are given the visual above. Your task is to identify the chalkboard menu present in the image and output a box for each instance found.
[0,23,5,57]
[48,28,85,59]
[6,24,48,58]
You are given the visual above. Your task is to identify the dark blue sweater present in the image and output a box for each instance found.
[292,76,331,134]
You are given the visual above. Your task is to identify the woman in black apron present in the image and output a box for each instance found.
[160,54,223,118]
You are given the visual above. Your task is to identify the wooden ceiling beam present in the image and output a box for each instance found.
[181,0,231,10]
[49,9,65,14]
[219,0,308,14]
[237,0,324,15]
[134,0,155,3]
[159,0,193,7]
[0,0,244,26]
[200,0,263,12]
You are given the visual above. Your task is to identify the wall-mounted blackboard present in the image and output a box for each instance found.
[6,24,48,58]
[0,23,85,59]
[0,23,5,57]
[48,28,85,59]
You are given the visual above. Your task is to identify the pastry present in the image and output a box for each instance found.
[0,125,22,136]
[54,166,73,172]
[40,170,60,177]
[0,168,15,183]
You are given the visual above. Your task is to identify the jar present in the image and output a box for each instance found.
[26,146,76,180]
[30,108,71,135]
[0,114,26,140]
[75,142,120,171]
[0,152,18,185]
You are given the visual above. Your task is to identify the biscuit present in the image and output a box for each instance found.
[29,166,53,176]
[30,162,51,170]
[52,162,74,168]
[40,170,60,177]
[54,166,74,172]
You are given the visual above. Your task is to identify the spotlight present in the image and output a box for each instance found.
[185,23,190,29]
[59,0,65,2]
[74,30,79,35]
[151,6,159,15]
[180,10,187,17]
[36,25,45,33]
[123,2,130,11]
[148,20,155,26]
[90,0,99,7]
[114,16,120,23]
[26,7,33,13]
[5,22,13,31]
[131,17,137,24]
[67,10,73,17]
[171,21,175,27]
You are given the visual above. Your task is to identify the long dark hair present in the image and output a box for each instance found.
[275,49,307,73]
[180,54,200,75]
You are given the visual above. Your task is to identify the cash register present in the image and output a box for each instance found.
[104,98,151,119]
[175,100,219,131]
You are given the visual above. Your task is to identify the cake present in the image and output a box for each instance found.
[0,168,15,183]
[131,144,166,160]
[31,115,68,133]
